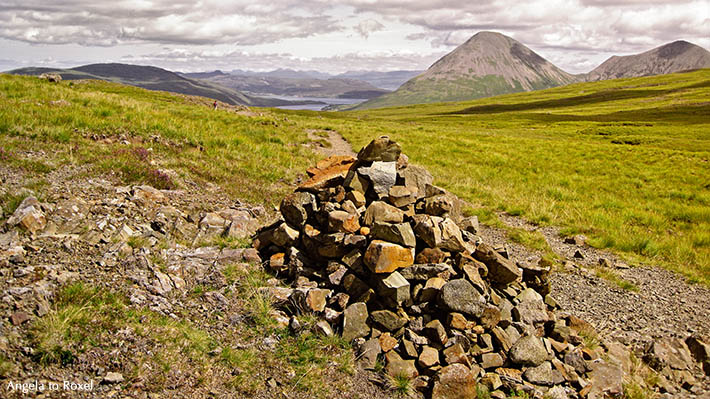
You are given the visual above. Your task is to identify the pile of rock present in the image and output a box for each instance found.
[254,137,624,398]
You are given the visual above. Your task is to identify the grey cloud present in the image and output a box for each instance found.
[0,0,708,75]
[0,1,341,46]
[343,0,709,57]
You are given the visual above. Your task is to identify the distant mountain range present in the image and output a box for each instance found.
[221,69,423,90]
[585,40,710,81]
[182,71,390,99]
[353,32,710,110]
[179,69,424,99]
[230,68,333,80]
[5,64,318,107]
[5,33,709,111]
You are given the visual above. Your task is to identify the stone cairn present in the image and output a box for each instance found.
[254,137,622,399]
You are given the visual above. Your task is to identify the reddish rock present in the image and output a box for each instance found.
[299,155,355,191]
[416,247,448,264]
[473,243,521,285]
[419,346,440,368]
[10,311,30,326]
[447,313,470,331]
[379,332,398,352]
[386,351,419,379]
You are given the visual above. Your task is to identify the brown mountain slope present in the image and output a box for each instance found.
[586,40,710,81]
[354,31,579,109]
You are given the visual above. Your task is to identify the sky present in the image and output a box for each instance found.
[0,1,708,74]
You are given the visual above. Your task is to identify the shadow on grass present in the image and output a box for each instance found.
[448,78,710,116]
[521,103,710,124]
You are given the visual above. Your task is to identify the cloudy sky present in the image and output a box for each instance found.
[1,0,708,74]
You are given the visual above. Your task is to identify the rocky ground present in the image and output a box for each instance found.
[0,156,387,398]
[1,133,709,399]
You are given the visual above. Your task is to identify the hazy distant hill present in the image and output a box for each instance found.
[334,70,424,90]
[230,68,332,80]
[7,64,310,107]
[586,40,710,81]
[354,31,579,110]
[192,69,422,93]
[186,72,390,99]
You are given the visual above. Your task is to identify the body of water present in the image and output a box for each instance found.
[266,95,365,111]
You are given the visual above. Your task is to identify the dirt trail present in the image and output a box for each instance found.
[305,129,356,157]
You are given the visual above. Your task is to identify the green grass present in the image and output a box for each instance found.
[508,228,550,252]
[29,274,356,397]
[508,388,532,398]
[3,70,710,285]
[578,325,601,351]
[387,373,413,397]
[0,354,15,377]
[0,74,319,205]
[223,263,357,396]
[0,191,31,215]
[595,268,640,292]
[300,69,710,285]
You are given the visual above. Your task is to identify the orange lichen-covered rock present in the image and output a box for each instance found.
[363,240,415,273]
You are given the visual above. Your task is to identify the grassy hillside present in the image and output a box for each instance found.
[300,70,710,284]
[2,70,709,286]
[7,64,304,107]
[0,74,319,205]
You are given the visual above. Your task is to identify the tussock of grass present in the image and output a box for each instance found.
[388,373,413,397]
[0,191,31,215]
[508,228,550,252]
[0,354,16,377]
[595,268,640,292]
[476,384,491,399]
[274,332,353,393]
[126,235,148,249]
[578,326,601,350]
[31,282,124,365]
[624,352,660,399]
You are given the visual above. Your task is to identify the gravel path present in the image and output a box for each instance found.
[490,214,710,343]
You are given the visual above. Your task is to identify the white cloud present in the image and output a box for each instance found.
[0,0,708,74]
[354,19,385,38]
[120,47,445,73]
